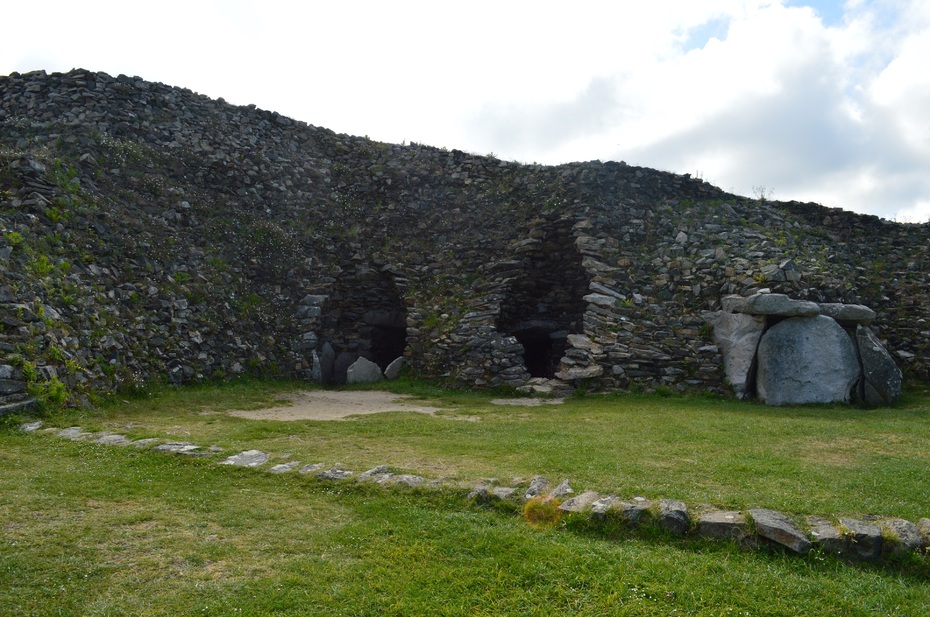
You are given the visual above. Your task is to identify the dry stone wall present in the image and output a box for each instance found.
[1,69,928,408]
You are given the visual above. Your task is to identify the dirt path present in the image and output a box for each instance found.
[225,391,563,421]
[226,390,442,421]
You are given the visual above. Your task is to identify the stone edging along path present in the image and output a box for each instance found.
[18,421,930,565]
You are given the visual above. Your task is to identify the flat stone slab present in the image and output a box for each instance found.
[268,461,300,474]
[299,463,325,474]
[705,311,765,399]
[57,426,87,439]
[19,421,43,432]
[559,490,600,513]
[131,438,162,449]
[220,450,269,467]
[818,303,875,326]
[384,474,424,488]
[697,510,749,540]
[838,517,883,561]
[153,442,201,454]
[750,509,811,554]
[95,434,132,446]
[384,356,405,380]
[316,468,354,481]
[725,293,820,317]
[346,357,383,384]
[491,487,517,500]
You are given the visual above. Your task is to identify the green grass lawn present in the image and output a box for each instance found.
[2,380,930,615]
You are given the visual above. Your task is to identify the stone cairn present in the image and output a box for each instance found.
[705,292,903,406]
[20,419,930,564]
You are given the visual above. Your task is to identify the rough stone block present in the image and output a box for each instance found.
[346,357,383,384]
[620,498,653,526]
[658,499,690,536]
[524,476,550,500]
[756,315,860,406]
[559,490,600,513]
[384,356,405,380]
[879,518,927,555]
[359,465,391,480]
[220,449,269,467]
[316,468,354,481]
[705,311,765,399]
[697,510,749,540]
[268,461,300,474]
[549,479,574,499]
[590,495,619,521]
[749,509,811,554]
[856,326,903,406]
[838,517,883,562]
[807,516,847,556]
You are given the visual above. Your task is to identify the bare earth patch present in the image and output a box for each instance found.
[490,398,564,407]
[226,390,442,421]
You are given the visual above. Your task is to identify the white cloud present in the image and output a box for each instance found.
[0,0,928,220]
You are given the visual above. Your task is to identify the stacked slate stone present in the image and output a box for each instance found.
[2,69,929,405]
[706,293,903,406]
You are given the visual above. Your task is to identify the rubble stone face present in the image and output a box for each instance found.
[0,69,925,406]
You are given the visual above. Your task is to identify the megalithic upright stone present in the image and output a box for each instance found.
[756,315,860,406]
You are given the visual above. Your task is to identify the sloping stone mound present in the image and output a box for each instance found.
[756,315,860,406]
[0,69,928,406]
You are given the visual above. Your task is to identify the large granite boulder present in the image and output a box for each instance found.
[756,315,860,406]
[856,326,903,406]
[346,357,383,384]
[706,311,765,399]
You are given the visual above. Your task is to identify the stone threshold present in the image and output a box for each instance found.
[20,421,930,565]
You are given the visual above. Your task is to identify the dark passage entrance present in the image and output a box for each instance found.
[496,217,588,379]
[362,309,408,371]
[513,328,562,378]
[321,266,408,379]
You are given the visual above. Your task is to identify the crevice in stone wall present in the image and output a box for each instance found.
[321,263,408,382]
[496,217,589,378]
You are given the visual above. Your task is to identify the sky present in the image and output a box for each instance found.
[2,0,929,221]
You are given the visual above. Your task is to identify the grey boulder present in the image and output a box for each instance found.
[749,509,811,554]
[856,326,903,406]
[346,356,382,384]
[705,311,765,399]
[756,315,860,406]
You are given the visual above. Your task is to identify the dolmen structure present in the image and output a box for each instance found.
[706,293,903,406]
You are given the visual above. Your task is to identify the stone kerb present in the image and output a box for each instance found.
[708,293,903,406]
[26,420,930,566]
